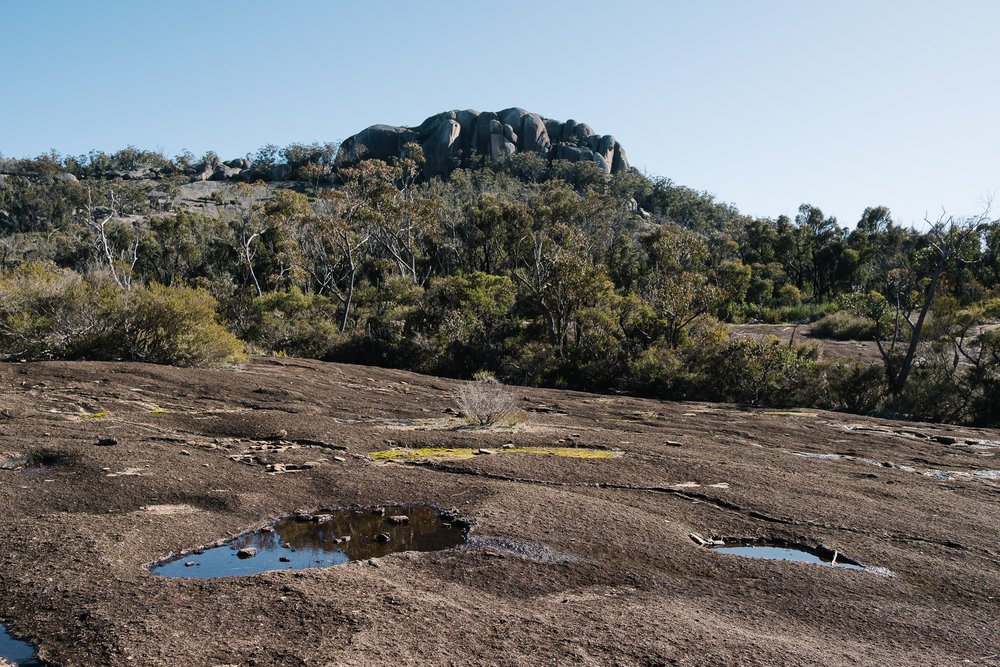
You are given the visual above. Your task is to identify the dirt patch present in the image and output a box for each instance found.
[0,357,998,665]
[139,504,200,516]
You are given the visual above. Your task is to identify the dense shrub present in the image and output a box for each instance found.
[0,264,244,366]
[823,361,886,413]
[0,264,121,359]
[625,344,704,400]
[713,336,819,405]
[811,310,877,340]
[124,283,246,367]
[404,272,516,376]
[247,288,346,359]
[888,356,970,423]
[735,302,828,325]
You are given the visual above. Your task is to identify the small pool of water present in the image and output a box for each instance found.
[152,505,466,579]
[0,623,43,666]
[706,540,865,570]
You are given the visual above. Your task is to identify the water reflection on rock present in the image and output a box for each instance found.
[152,505,465,579]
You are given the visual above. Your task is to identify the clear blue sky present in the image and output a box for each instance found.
[2,1,998,228]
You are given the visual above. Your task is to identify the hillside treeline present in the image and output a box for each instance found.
[0,145,997,424]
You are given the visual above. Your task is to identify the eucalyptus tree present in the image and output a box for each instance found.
[847,207,993,395]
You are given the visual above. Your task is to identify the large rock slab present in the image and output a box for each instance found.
[337,124,420,166]
[335,108,631,178]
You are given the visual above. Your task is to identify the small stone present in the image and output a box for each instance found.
[931,435,957,445]
[388,515,409,525]
[260,526,274,533]
[340,535,351,542]
[664,441,682,447]
[475,448,493,455]
[236,547,258,559]
[372,507,385,516]
[282,542,292,549]
[689,533,707,546]
[96,438,118,447]
[501,444,515,450]
[313,514,333,523]
[368,558,381,568]
[375,533,391,543]
[180,449,191,456]
[184,562,197,567]
[333,456,346,462]
[279,556,291,563]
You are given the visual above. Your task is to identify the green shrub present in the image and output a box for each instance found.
[125,283,246,367]
[889,357,969,423]
[0,264,244,367]
[714,336,818,406]
[811,310,876,340]
[247,288,346,359]
[625,345,695,398]
[0,264,121,360]
[776,284,802,307]
[735,303,781,324]
[823,361,885,413]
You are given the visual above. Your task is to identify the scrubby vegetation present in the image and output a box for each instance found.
[0,144,997,423]
[810,310,876,340]
[456,372,518,426]
[0,264,244,367]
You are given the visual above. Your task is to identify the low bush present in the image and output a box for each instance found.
[247,288,346,359]
[0,264,244,367]
[0,264,120,360]
[823,361,886,413]
[810,310,876,340]
[455,372,518,426]
[125,283,246,367]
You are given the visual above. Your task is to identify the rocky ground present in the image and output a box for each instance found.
[0,357,997,666]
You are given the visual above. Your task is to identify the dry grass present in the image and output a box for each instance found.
[369,447,617,461]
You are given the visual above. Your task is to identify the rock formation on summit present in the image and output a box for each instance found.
[335,108,630,178]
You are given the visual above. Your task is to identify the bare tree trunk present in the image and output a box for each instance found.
[892,263,943,394]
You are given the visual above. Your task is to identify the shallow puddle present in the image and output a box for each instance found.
[703,539,865,571]
[151,505,465,579]
[0,623,43,666]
